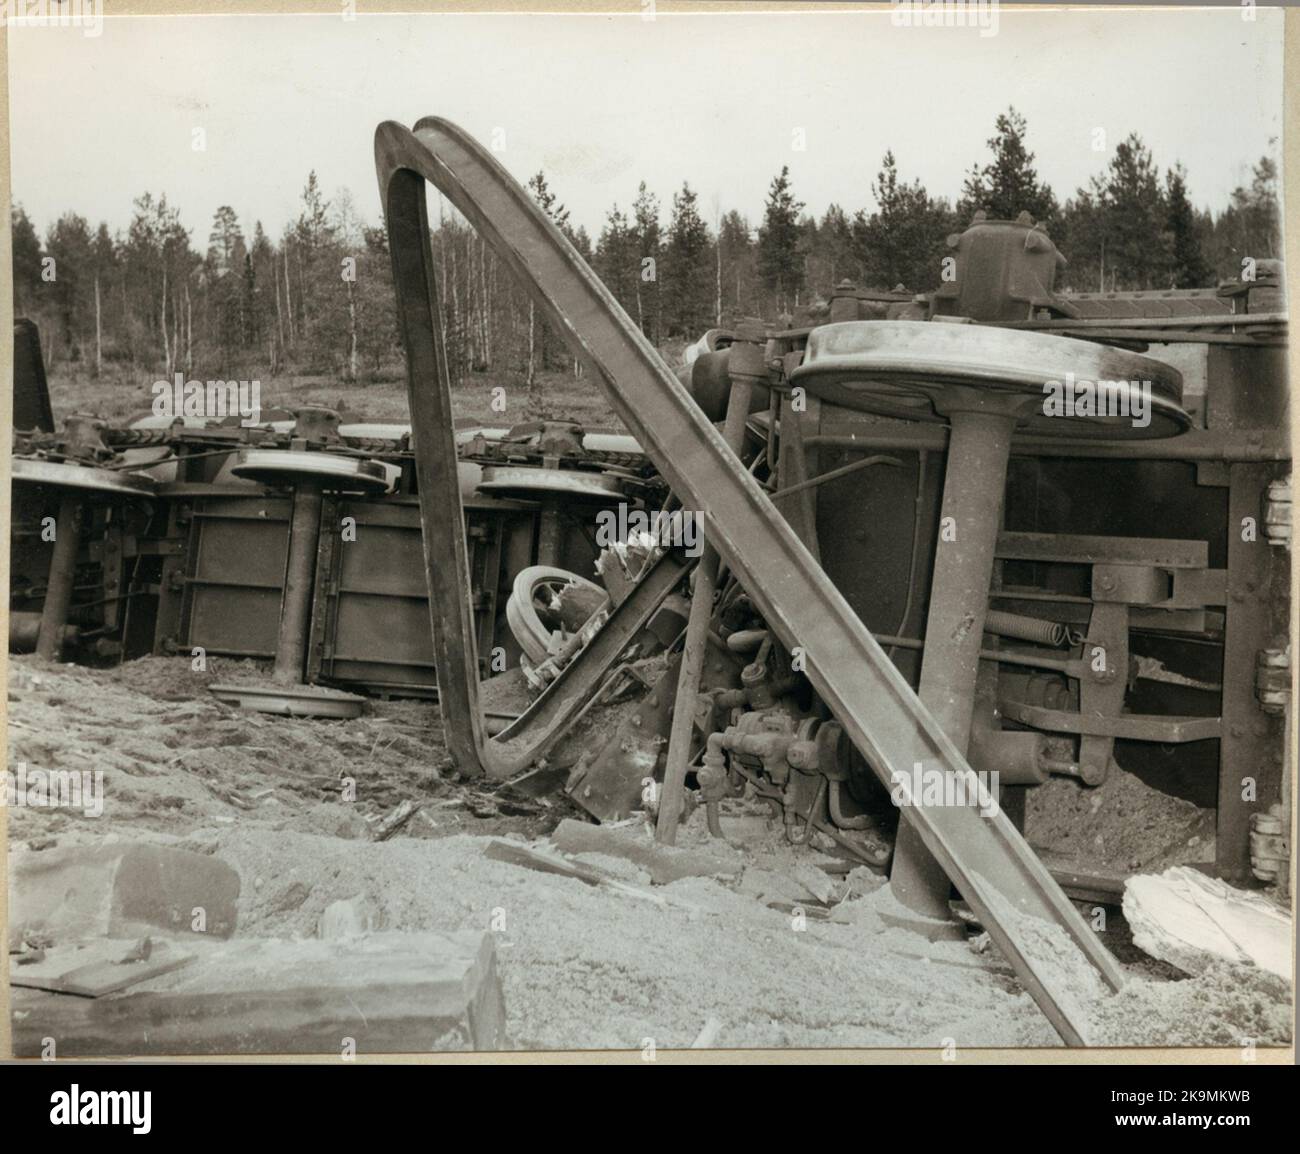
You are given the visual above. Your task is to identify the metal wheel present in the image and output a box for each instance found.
[11,457,156,497]
[231,449,391,492]
[506,566,608,665]
[789,321,1190,439]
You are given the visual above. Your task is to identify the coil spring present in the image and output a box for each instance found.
[984,610,1071,647]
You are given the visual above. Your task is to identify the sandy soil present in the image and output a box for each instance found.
[1027,766,1215,874]
[5,655,1292,1051]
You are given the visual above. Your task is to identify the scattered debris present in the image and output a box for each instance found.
[9,842,241,945]
[483,837,698,912]
[789,862,838,905]
[5,654,1290,1052]
[10,938,194,998]
[691,1017,723,1048]
[373,799,420,842]
[549,817,743,885]
[1123,867,1291,979]
[317,898,376,940]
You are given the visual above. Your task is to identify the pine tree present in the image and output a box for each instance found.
[595,204,639,317]
[207,206,244,276]
[44,212,94,366]
[11,204,44,318]
[207,206,247,360]
[527,171,569,231]
[852,151,953,292]
[91,222,117,374]
[1101,133,1171,289]
[757,166,805,314]
[664,181,713,337]
[717,210,756,320]
[1208,153,1283,276]
[631,182,662,342]
[525,171,570,408]
[960,107,1058,226]
[1165,164,1211,288]
[814,203,857,289]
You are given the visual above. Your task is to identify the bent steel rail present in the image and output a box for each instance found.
[375,117,1125,1044]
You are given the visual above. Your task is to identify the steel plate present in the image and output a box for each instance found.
[208,683,366,718]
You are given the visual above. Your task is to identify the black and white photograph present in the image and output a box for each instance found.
[1,0,1294,1079]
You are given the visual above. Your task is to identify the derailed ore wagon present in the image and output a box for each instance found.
[9,119,1291,1045]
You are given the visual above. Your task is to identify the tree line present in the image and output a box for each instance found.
[11,107,1282,400]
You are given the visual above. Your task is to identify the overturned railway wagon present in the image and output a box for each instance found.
[9,120,1290,1045]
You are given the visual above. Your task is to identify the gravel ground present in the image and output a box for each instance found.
[5,655,1292,1052]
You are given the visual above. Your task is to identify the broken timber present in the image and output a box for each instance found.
[11,932,504,1056]
[549,818,742,885]
[1123,866,1290,979]
[376,116,1126,1045]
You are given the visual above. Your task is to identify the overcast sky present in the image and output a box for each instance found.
[7,8,1285,245]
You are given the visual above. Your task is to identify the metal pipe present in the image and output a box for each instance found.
[36,493,83,661]
[705,801,724,839]
[891,409,1016,919]
[887,448,927,661]
[828,779,872,830]
[993,312,1288,330]
[656,373,755,845]
[768,453,900,500]
[12,611,79,655]
[536,496,564,568]
[272,482,324,684]
[873,633,1072,674]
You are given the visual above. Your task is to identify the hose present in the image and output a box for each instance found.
[828,779,872,830]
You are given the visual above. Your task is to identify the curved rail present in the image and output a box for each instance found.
[375,117,1124,1044]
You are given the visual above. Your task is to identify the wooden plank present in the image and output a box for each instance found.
[483,838,699,912]
[12,932,504,1056]
[550,818,743,885]
[11,939,194,998]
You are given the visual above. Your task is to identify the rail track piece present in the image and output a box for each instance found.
[351,168,689,777]
[375,117,1125,1044]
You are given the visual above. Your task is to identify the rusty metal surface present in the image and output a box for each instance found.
[375,116,1127,1045]
[180,493,293,660]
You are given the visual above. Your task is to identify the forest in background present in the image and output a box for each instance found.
[11,108,1284,415]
